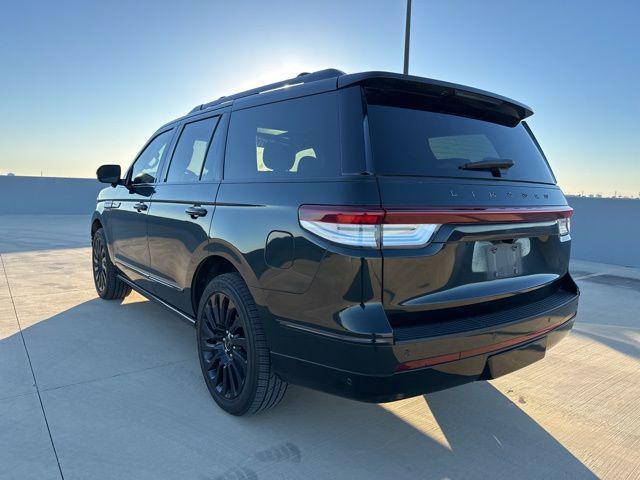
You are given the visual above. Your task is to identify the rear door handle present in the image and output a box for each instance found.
[133,202,148,212]
[185,206,207,218]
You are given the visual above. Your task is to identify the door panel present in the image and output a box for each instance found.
[147,183,219,312]
[146,112,226,314]
[107,126,176,290]
[108,184,155,291]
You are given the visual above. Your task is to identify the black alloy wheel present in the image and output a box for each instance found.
[199,292,248,399]
[196,273,287,415]
[92,234,108,295]
[91,227,131,300]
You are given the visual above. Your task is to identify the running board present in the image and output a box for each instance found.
[117,275,196,327]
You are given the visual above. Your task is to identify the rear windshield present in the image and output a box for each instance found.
[367,104,556,183]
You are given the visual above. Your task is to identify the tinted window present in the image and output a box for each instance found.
[165,116,219,183]
[225,92,340,179]
[130,130,173,184]
[368,105,555,183]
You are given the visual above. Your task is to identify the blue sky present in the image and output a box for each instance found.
[0,0,638,195]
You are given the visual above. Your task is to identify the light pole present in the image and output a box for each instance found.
[403,0,412,75]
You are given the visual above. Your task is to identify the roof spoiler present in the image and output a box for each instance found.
[339,72,533,127]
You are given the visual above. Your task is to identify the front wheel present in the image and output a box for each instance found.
[196,273,287,415]
[92,228,131,300]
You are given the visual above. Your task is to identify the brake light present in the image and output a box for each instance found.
[299,206,439,248]
[299,205,574,248]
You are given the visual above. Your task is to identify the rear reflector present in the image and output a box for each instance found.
[558,217,571,236]
[299,205,573,248]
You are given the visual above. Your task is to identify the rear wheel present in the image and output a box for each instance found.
[92,228,131,300]
[196,273,287,415]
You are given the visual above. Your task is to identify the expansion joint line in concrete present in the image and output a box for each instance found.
[0,253,65,480]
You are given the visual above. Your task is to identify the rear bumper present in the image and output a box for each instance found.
[271,289,578,403]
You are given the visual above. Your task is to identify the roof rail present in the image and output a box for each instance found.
[189,68,345,113]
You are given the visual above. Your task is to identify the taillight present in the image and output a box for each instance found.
[299,205,574,248]
[298,206,439,248]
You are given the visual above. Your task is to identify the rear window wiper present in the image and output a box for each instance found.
[459,158,514,177]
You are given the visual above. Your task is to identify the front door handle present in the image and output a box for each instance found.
[133,202,148,212]
[185,206,207,219]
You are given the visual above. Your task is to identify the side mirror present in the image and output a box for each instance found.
[97,164,122,187]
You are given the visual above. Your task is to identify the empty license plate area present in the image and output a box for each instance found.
[472,241,524,279]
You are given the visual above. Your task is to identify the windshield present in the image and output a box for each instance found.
[367,104,556,184]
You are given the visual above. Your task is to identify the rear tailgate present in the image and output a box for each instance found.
[378,177,572,324]
[364,83,574,328]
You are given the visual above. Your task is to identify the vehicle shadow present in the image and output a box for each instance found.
[2,296,596,480]
[250,384,596,480]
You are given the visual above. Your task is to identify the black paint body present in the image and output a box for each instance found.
[92,70,579,402]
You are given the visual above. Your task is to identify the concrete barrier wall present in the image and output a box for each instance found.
[0,176,638,267]
[567,196,640,268]
[0,176,103,215]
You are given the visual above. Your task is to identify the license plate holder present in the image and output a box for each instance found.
[487,336,547,379]
[486,242,523,279]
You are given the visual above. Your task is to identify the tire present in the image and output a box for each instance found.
[196,272,287,415]
[92,228,131,300]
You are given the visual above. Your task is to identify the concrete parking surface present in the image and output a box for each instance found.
[0,215,638,479]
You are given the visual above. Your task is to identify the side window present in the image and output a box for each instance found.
[165,116,219,183]
[130,130,173,184]
[225,92,340,180]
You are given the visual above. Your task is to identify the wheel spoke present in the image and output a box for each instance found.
[220,296,229,328]
[211,295,223,328]
[232,353,247,375]
[204,303,224,338]
[228,364,239,396]
[224,304,236,329]
[204,302,214,325]
[228,313,242,334]
[203,345,224,366]
[231,336,247,350]
[200,317,215,339]
[221,365,230,396]
[201,340,220,353]
[214,362,224,387]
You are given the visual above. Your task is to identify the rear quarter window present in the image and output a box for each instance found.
[367,105,556,184]
[224,92,341,180]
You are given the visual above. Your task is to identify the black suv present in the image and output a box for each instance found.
[92,69,579,415]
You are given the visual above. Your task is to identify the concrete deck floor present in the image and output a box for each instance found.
[0,215,638,480]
